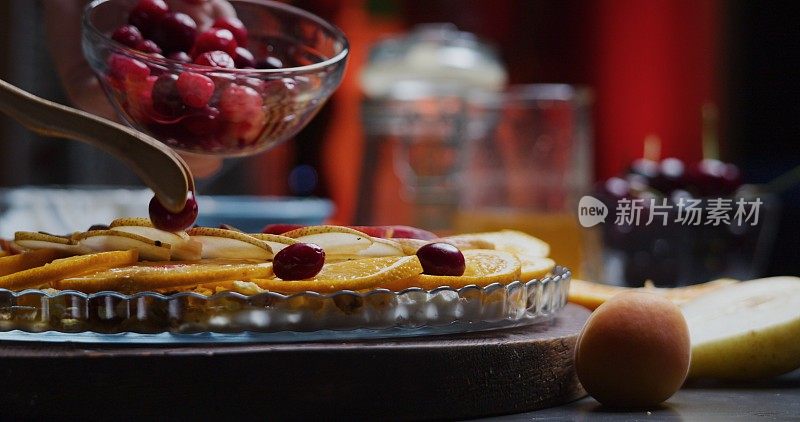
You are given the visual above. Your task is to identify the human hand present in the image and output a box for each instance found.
[43,0,236,178]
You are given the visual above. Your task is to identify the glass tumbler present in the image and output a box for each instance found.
[455,85,594,276]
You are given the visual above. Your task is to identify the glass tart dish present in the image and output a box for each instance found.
[0,267,569,339]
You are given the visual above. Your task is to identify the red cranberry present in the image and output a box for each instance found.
[652,157,686,194]
[135,39,162,54]
[628,158,659,180]
[233,47,256,68]
[108,54,150,82]
[149,191,198,232]
[601,177,631,200]
[273,243,325,280]
[151,74,186,118]
[167,51,192,63]
[212,16,248,46]
[128,0,169,38]
[193,50,235,68]
[111,25,143,48]
[176,72,215,108]
[192,29,238,58]
[687,159,743,197]
[183,106,221,135]
[153,12,197,54]
[416,243,466,276]
[256,56,283,69]
[219,83,263,122]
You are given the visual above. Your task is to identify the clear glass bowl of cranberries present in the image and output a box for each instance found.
[81,0,348,156]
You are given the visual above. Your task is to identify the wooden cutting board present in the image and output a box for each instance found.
[0,304,589,420]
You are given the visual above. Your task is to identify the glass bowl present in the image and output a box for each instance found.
[82,0,348,157]
[0,266,570,342]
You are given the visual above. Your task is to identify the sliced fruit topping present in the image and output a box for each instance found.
[416,242,465,277]
[148,191,198,232]
[75,230,171,261]
[0,250,138,290]
[14,232,89,255]
[385,225,437,240]
[444,230,550,259]
[253,256,423,293]
[261,224,437,241]
[281,225,373,255]
[382,249,521,290]
[187,227,272,260]
[230,280,265,296]
[273,243,325,280]
[248,233,298,253]
[109,217,201,260]
[517,256,556,282]
[356,238,404,257]
[0,249,70,277]
[54,260,273,293]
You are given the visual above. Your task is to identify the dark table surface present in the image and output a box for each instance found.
[491,369,800,421]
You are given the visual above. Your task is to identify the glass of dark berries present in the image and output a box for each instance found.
[593,157,779,288]
[81,0,348,156]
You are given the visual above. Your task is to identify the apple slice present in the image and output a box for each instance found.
[248,233,298,253]
[281,225,372,255]
[385,225,437,240]
[14,232,90,255]
[74,230,171,261]
[188,227,272,260]
[682,276,800,380]
[109,217,202,260]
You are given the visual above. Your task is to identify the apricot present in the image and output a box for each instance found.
[575,291,690,408]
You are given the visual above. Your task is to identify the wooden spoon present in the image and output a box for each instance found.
[0,78,192,213]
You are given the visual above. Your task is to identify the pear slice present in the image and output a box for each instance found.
[249,233,298,253]
[356,237,404,257]
[109,218,201,260]
[14,232,90,255]
[682,276,800,380]
[281,225,372,255]
[188,227,272,260]
[74,230,171,261]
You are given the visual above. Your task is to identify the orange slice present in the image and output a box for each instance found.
[568,278,739,310]
[518,256,556,281]
[0,250,139,290]
[382,249,522,290]
[55,260,273,293]
[252,256,423,293]
[0,248,71,277]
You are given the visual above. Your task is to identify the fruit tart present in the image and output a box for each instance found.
[0,220,570,337]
